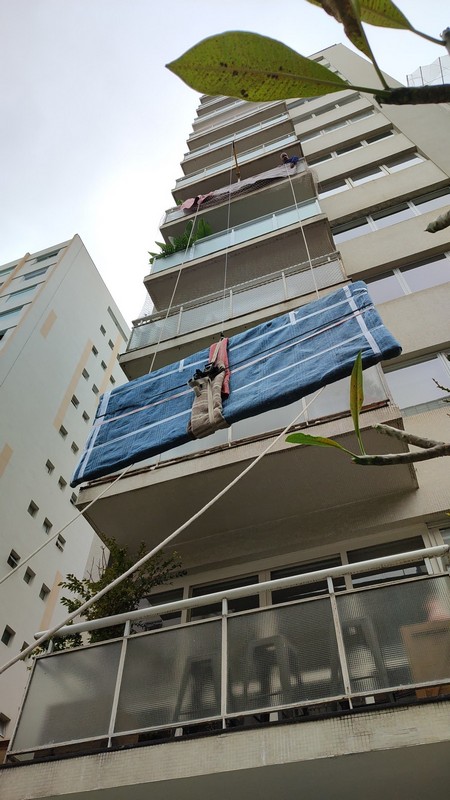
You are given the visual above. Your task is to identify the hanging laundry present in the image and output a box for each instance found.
[71,282,401,487]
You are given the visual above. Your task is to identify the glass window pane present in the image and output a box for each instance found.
[366,131,394,144]
[135,588,184,632]
[319,179,348,198]
[335,141,362,156]
[333,218,372,244]
[384,355,450,409]
[191,575,259,620]
[413,187,450,214]
[271,555,344,603]
[401,255,450,293]
[386,154,423,172]
[351,167,384,186]
[365,272,404,304]
[348,537,426,588]
[371,203,415,229]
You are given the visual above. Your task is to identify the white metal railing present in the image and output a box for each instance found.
[176,133,297,187]
[8,548,449,758]
[130,256,344,351]
[188,101,283,139]
[151,198,322,273]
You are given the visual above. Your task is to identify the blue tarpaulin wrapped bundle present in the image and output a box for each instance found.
[71,282,401,487]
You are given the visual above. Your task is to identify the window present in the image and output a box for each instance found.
[366,130,394,144]
[335,141,362,156]
[71,394,79,408]
[59,425,68,438]
[0,713,10,737]
[21,642,30,654]
[71,441,79,454]
[0,266,14,279]
[82,411,90,422]
[108,339,114,350]
[58,476,67,490]
[92,384,99,395]
[384,354,450,410]
[7,550,20,568]
[39,584,50,601]
[45,459,55,474]
[100,325,106,335]
[333,218,373,244]
[365,272,405,305]
[319,178,349,198]
[348,537,427,587]
[401,254,450,293]
[1,626,15,646]
[43,518,53,534]
[190,575,259,621]
[35,249,60,262]
[28,500,39,517]
[109,375,116,385]
[134,588,184,632]
[23,266,49,281]
[413,186,450,214]
[7,285,36,301]
[23,567,35,584]
[350,166,384,186]
[271,555,345,604]
[386,153,423,173]
[56,535,66,552]
[308,153,333,166]
[370,203,415,229]
[101,360,107,370]
[70,492,78,505]
[82,368,89,380]
[92,345,98,356]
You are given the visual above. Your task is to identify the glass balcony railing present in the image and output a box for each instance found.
[184,113,290,161]
[9,570,449,759]
[131,256,345,351]
[177,133,297,187]
[188,101,282,139]
[151,198,322,273]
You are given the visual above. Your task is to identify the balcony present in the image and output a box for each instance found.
[179,133,298,183]
[7,558,449,763]
[151,199,322,275]
[188,101,284,147]
[182,112,292,172]
[124,256,346,375]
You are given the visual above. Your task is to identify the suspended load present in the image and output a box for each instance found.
[71,282,401,487]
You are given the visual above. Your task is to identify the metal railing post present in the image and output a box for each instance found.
[107,621,130,748]
[221,598,228,727]
[327,577,353,707]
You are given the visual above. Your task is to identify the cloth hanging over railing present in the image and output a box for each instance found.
[71,283,401,487]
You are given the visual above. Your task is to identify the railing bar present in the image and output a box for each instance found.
[37,547,448,638]
[107,621,130,746]
[221,599,228,722]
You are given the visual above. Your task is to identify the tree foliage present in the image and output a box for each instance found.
[54,539,185,646]
[149,218,212,265]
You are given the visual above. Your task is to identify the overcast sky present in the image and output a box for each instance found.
[0,0,447,325]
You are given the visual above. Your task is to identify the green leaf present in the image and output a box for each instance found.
[167,31,348,102]
[350,351,365,455]
[306,0,411,30]
[286,432,355,456]
[304,1,374,58]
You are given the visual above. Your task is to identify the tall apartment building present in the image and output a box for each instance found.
[2,45,450,797]
[0,236,130,747]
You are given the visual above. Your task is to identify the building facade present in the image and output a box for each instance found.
[0,236,130,746]
[2,46,450,797]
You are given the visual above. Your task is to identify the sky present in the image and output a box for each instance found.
[0,0,447,325]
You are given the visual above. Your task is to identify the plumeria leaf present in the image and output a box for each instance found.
[304,1,373,58]
[350,351,365,455]
[307,0,411,30]
[167,31,348,102]
[286,432,355,456]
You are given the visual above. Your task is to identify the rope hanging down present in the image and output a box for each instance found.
[282,157,320,300]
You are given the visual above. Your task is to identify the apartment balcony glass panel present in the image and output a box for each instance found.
[10,574,450,757]
[184,113,290,160]
[177,133,297,187]
[130,257,344,351]
[150,199,322,273]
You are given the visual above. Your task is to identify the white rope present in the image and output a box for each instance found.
[148,202,202,374]
[283,161,320,300]
[0,463,135,587]
[0,387,324,676]
[220,144,236,333]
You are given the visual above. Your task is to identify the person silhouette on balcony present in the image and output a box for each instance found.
[281,152,300,168]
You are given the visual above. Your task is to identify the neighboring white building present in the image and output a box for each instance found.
[0,235,129,744]
[2,45,450,797]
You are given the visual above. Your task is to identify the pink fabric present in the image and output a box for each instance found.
[209,338,230,397]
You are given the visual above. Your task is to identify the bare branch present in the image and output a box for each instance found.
[372,423,446,449]
[353,443,450,465]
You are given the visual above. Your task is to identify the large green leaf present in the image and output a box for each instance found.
[167,31,348,102]
[304,1,375,58]
[286,432,355,456]
[306,0,411,30]
[349,351,365,455]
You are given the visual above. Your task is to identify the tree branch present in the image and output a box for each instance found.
[372,423,446,449]
[353,444,450,465]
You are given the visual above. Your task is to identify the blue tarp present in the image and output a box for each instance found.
[71,282,401,486]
